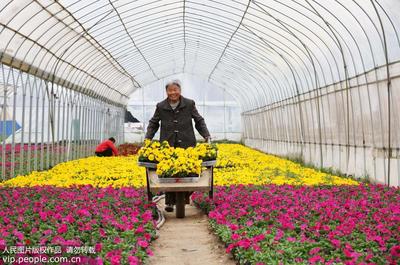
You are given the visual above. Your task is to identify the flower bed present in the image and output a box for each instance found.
[1,156,146,188]
[118,143,140,156]
[213,144,359,186]
[1,144,358,188]
[192,184,400,265]
[0,185,156,264]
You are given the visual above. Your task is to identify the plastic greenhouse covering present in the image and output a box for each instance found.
[1,0,400,185]
[1,1,400,265]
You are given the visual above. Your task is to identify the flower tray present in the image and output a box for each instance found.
[137,161,157,168]
[202,160,217,167]
[157,174,200,183]
[138,160,216,168]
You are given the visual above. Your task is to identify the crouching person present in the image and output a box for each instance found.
[95,137,119,157]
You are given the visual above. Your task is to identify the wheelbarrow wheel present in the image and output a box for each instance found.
[175,192,185,218]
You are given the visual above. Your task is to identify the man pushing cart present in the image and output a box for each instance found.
[143,79,211,215]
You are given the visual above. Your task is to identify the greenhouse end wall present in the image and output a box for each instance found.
[243,61,400,186]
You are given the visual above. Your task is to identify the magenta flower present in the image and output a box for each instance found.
[135,225,145,234]
[110,255,121,265]
[57,223,68,234]
[309,247,321,255]
[137,239,149,248]
[0,186,156,264]
[228,223,239,231]
[13,230,24,241]
[113,237,122,244]
[390,245,400,257]
[0,239,6,250]
[146,248,154,256]
[231,233,240,241]
[95,257,104,265]
[286,237,296,242]
[226,243,235,253]
[193,184,400,264]
[330,238,341,248]
[237,238,251,249]
[309,255,324,264]
[128,256,140,265]
[95,243,102,252]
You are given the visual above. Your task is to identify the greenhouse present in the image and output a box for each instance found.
[0,0,399,264]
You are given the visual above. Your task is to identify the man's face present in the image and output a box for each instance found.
[166,84,181,102]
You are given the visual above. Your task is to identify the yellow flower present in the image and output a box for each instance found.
[0,143,359,188]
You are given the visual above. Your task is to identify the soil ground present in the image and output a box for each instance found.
[147,200,236,265]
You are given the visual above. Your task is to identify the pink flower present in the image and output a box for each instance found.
[226,243,235,253]
[95,257,104,265]
[0,239,6,250]
[390,245,400,257]
[77,209,91,217]
[141,211,153,222]
[99,228,106,237]
[39,237,47,245]
[57,224,68,234]
[330,238,341,248]
[128,256,140,265]
[274,230,284,241]
[309,247,321,255]
[231,233,240,241]
[135,226,145,234]
[228,223,239,231]
[64,214,75,223]
[113,237,122,244]
[253,234,265,242]
[39,211,47,221]
[13,230,24,241]
[237,239,251,249]
[95,243,102,252]
[110,255,121,265]
[146,248,154,256]
[286,237,296,242]
[137,239,149,248]
[43,229,52,236]
[144,233,152,241]
[249,243,260,252]
[309,255,323,264]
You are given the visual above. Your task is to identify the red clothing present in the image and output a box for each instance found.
[95,140,118,156]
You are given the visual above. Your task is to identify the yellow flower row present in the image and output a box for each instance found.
[212,144,359,186]
[0,144,358,188]
[1,156,146,188]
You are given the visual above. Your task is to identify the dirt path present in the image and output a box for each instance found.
[147,200,236,265]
